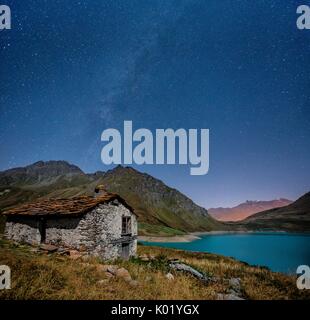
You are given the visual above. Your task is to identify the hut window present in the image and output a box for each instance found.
[122,217,131,235]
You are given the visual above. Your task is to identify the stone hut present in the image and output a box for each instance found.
[2,192,137,260]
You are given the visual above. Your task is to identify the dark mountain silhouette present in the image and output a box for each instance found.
[209,199,292,222]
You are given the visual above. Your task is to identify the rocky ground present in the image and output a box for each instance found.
[0,239,309,300]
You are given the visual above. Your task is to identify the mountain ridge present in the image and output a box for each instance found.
[0,160,84,187]
[209,198,292,222]
[1,160,309,234]
[234,192,310,232]
[0,161,224,235]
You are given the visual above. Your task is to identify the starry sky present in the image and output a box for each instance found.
[1,0,309,208]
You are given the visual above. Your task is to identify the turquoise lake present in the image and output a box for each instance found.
[141,232,310,274]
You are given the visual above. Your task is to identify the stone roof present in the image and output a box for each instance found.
[2,193,135,217]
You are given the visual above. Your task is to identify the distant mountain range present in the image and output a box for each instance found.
[0,161,224,236]
[0,161,309,234]
[209,199,292,222]
[236,192,310,232]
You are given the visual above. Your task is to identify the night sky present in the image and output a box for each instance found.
[1,0,309,208]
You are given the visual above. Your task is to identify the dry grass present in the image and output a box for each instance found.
[0,240,309,300]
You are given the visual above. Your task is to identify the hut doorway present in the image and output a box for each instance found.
[121,242,130,260]
[38,218,46,243]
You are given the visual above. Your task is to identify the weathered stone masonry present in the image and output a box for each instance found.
[3,194,138,260]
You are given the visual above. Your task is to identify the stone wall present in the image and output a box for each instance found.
[4,199,138,260]
[4,217,41,245]
[95,201,138,259]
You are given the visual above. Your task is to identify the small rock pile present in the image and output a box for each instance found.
[38,244,88,260]
[95,264,139,287]
[138,254,156,262]
[217,278,244,300]
[168,260,245,300]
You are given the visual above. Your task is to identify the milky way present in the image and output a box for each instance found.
[0,0,309,207]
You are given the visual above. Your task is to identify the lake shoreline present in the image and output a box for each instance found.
[138,230,295,243]
[139,232,310,274]
[138,234,201,243]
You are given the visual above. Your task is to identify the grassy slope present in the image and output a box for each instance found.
[138,223,187,236]
[101,167,225,235]
[0,239,309,300]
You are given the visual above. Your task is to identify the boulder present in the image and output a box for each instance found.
[129,280,139,287]
[229,278,241,290]
[96,264,119,274]
[107,265,119,275]
[169,262,205,279]
[217,293,244,301]
[39,244,58,253]
[228,277,242,297]
[115,267,131,281]
[165,273,175,281]
[105,272,115,278]
[69,250,82,260]
[139,254,150,262]
[57,248,70,255]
